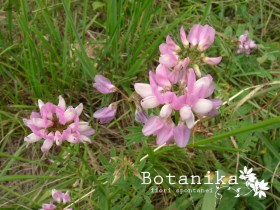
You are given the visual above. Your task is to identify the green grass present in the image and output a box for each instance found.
[0,0,280,209]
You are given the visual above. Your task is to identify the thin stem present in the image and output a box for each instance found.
[116,88,129,100]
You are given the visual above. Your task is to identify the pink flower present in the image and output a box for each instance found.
[133,24,223,148]
[40,202,56,210]
[156,121,175,145]
[155,64,172,87]
[23,96,95,152]
[174,123,191,147]
[134,83,154,98]
[202,56,222,65]
[180,26,189,48]
[237,30,257,55]
[142,116,175,146]
[142,116,165,136]
[41,189,72,210]
[93,103,117,124]
[158,35,181,68]
[52,189,71,204]
[158,24,222,77]
[135,68,222,147]
[93,75,116,94]
[187,24,215,51]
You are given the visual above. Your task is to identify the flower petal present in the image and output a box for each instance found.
[192,99,213,115]
[160,104,173,118]
[202,56,222,65]
[141,96,160,109]
[24,133,41,143]
[174,124,191,147]
[156,123,174,145]
[134,83,153,98]
[41,139,54,152]
[142,117,164,136]
[180,26,189,47]
[58,95,66,110]
[75,103,83,116]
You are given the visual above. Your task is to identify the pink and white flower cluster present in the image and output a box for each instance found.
[159,24,222,77]
[236,30,257,55]
[23,96,95,152]
[40,189,72,210]
[134,24,222,148]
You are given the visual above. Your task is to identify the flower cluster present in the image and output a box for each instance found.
[23,96,95,152]
[92,75,118,124]
[134,24,222,148]
[159,24,222,77]
[236,30,257,55]
[41,189,72,210]
[239,166,269,198]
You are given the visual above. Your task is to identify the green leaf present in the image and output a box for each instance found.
[192,116,280,146]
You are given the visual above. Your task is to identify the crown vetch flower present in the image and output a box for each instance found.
[41,189,72,210]
[93,103,117,124]
[93,74,116,94]
[40,202,56,210]
[187,24,215,51]
[52,189,71,204]
[158,24,222,77]
[236,30,257,55]
[134,24,222,148]
[136,68,222,147]
[23,96,95,152]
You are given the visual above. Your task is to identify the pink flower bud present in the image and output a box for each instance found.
[180,26,189,48]
[58,95,66,110]
[93,75,116,94]
[38,99,44,109]
[75,103,83,116]
[193,64,202,77]
[93,103,117,124]
[166,35,181,52]
[202,56,222,65]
